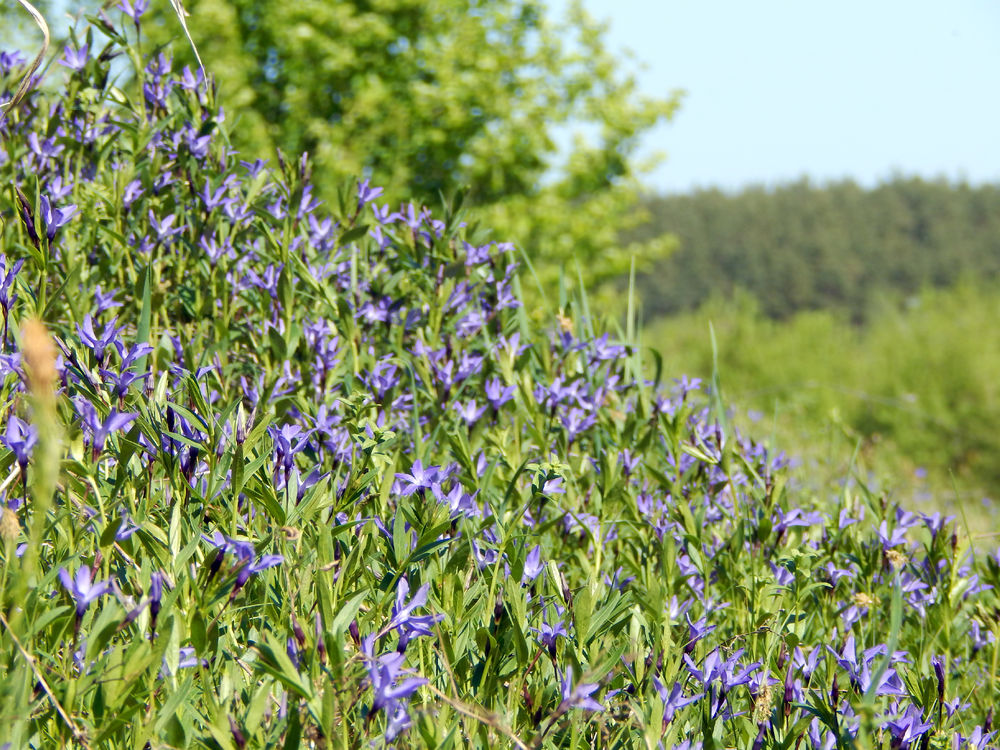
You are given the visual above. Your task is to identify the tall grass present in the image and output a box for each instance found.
[646,282,1000,538]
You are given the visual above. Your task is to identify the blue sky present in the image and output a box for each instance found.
[549,0,1000,194]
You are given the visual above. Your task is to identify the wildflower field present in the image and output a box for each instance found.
[0,7,998,749]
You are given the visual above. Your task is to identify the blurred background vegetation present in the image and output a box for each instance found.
[3,0,998,532]
[625,178,1000,527]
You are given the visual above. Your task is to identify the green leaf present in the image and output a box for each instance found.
[329,590,367,638]
[255,633,314,699]
[136,263,152,372]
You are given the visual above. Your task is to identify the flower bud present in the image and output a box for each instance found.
[291,614,306,647]
[932,656,945,704]
[315,612,326,664]
[229,716,246,749]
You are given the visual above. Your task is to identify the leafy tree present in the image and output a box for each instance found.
[127,0,680,293]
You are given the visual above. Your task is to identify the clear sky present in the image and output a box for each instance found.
[548,0,1000,194]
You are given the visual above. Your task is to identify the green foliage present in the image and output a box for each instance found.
[129,0,680,293]
[646,283,1000,520]
[628,177,1000,320]
[1,11,999,750]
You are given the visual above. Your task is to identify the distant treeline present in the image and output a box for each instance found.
[628,177,1000,320]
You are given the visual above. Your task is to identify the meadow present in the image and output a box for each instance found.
[0,8,998,750]
[644,283,1000,539]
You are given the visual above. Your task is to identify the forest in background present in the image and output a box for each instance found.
[629,177,1000,321]
[630,178,1000,529]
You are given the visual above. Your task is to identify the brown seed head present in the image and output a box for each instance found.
[0,507,20,542]
[886,549,907,570]
[853,592,879,609]
[751,682,774,724]
[21,319,58,395]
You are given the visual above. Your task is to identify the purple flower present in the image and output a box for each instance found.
[685,615,716,652]
[652,678,703,722]
[453,399,486,426]
[484,377,515,410]
[539,475,565,495]
[562,407,597,442]
[122,179,144,209]
[389,578,443,650]
[149,571,163,620]
[442,483,478,520]
[59,565,112,619]
[0,254,24,315]
[27,133,64,162]
[589,333,625,362]
[199,179,229,210]
[769,561,795,588]
[76,400,137,454]
[93,285,121,315]
[921,511,955,540]
[178,65,205,92]
[883,704,932,747]
[522,545,544,584]
[720,651,761,690]
[824,561,857,587]
[385,700,414,742]
[148,211,183,243]
[361,634,426,735]
[619,449,641,475]
[286,637,301,669]
[2,416,37,471]
[297,185,322,219]
[100,342,153,399]
[233,554,284,591]
[829,635,909,696]
[673,375,703,398]
[115,512,140,541]
[808,718,837,750]
[159,646,206,678]
[58,44,89,71]
[772,507,824,534]
[0,51,27,73]
[77,314,124,365]
[240,158,268,178]
[202,531,255,562]
[558,666,604,712]
[793,645,822,681]
[954,726,998,750]
[38,196,77,240]
[878,520,908,550]
[838,506,861,529]
[681,649,719,686]
[969,620,995,655]
[118,0,150,23]
[269,422,311,467]
[356,179,384,210]
[533,606,568,657]
[395,460,439,496]
[684,648,759,690]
